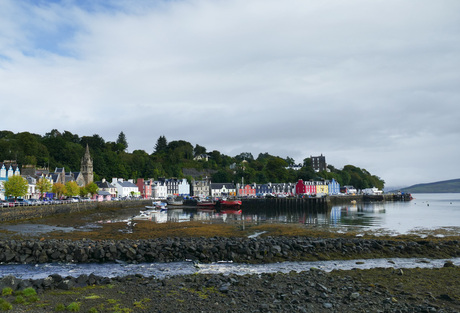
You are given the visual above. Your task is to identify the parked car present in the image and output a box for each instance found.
[28,199,43,206]
[16,199,32,206]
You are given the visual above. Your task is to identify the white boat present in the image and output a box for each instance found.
[166,197,183,206]
[145,201,167,211]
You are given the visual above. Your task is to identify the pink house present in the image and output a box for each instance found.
[238,184,256,197]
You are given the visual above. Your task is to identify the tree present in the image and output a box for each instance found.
[3,175,29,200]
[79,185,88,197]
[36,178,52,199]
[64,181,80,197]
[116,131,128,152]
[235,152,254,161]
[52,183,66,199]
[194,144,207,157]
[154,136,168,154]
[85,182,99,197]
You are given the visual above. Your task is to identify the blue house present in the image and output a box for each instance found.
[255,183,273,196]
[327,178,340,195]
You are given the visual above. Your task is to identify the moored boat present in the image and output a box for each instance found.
[167,197,184,206]
[197,201,216,208]
[219,199,242,206]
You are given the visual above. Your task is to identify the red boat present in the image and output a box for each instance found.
[219,200,242,206]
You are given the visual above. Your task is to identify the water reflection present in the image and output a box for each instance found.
[121,193,460,235]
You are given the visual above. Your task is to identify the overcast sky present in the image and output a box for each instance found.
[1,0,459,188]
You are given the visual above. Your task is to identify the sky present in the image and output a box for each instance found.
[1,0,459,189]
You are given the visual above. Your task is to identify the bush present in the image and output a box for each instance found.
[12,296,25,304]
[66,302,80,312]
[1,288,12,297]
[22,288,37,297]
[0,299,12,311]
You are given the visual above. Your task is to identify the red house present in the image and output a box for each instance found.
[136,178,153,199]
[295,180,316,195]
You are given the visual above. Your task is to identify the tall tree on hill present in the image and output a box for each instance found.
[194,144,206,157]
[116,131,128,152]
[154,135,168,154]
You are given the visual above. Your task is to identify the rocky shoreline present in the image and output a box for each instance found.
[1,236,459,264]
[0,263,458,312]
[0,237,458,312]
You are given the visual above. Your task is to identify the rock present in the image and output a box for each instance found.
[0,275,20,291]
[350,292,360,300]
[57,279,75,290]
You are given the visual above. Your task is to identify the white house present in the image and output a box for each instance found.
[111,178,140,198]
[0,162,21,200]
[177,178,190,196]
[152,181,168,199]
[210,183,236,197]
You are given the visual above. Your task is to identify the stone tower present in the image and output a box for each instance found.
[80,144,93,186]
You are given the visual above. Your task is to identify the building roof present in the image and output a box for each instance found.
[96,181,115,188]
[116,181,138,188]
[210,183,235,189]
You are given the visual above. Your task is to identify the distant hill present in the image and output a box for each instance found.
[398,178,460,193]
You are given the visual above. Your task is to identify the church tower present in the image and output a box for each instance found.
[80,144,94,186]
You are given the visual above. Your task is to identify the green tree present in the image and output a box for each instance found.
[79,185,88,197]
[194,144,207,157]
[85,182,99,197]
[235,152,254,161]
[116,131,128,152]
[36,178,52,199]
[64,181,80,197]
[3,175,29,200]
[154,136,168,154]
[265,157,288,182]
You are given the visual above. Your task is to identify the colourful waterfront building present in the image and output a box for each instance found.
[295,180,316,195]
[237,183,256,197]
[327,178,340,195]
[315,181,328,195]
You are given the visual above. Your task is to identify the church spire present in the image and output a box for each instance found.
[80,144,93,185]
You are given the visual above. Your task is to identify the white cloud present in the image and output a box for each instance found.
[1,0,460,187]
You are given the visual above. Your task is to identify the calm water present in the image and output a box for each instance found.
[328,193,460,235]
[131,193,460,236]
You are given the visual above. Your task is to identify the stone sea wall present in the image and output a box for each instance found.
[0,237,459,265]
[0,200,150,222]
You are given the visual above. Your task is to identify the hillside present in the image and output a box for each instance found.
[399,178,460,193]
[0,129,384,189]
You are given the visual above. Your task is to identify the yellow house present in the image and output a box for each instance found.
[315,181,329,195]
